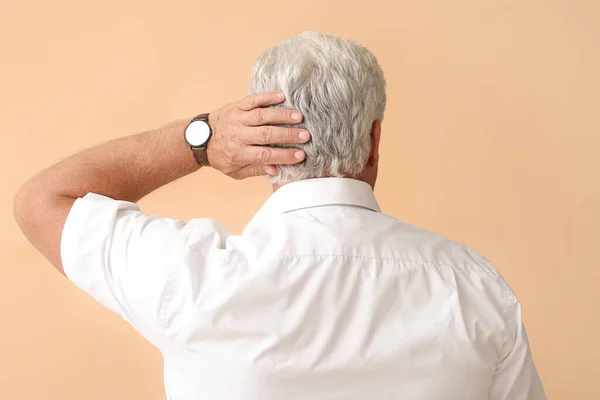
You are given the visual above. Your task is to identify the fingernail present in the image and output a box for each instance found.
[264,167,273,175]
[294,151,305,160]
[298,131,310,141]
[291,112,302,121]
[277,92,285,99]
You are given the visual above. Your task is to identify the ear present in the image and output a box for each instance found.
[367,120,381,168]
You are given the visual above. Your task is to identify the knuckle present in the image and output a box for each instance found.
[259,126,271,143]
[236,110,248,127]
[259,148,271,163]
[245,95,256,109]
[287,128,296,141]
[254,108,264,124]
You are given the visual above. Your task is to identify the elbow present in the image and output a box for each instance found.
[13,181,51,234]
[13,183,36,232]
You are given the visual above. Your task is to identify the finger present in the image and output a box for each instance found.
[244,126,311,145]
[230,164,266,180]
[244,146,306,165]
[238,91,286,111]
[241,107,304,127]
[264,165,278,176]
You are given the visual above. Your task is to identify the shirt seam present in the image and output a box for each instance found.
[275,253,493,276]
[496,280,517,369]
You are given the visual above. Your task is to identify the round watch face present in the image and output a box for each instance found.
[185,120,211,147]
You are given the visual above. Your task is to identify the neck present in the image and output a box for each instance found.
[272,175,376,193]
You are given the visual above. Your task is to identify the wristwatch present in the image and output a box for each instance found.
[184,113,212,166]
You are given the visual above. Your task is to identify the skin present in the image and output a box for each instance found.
[13,90,382,276]
[357,119,382,190]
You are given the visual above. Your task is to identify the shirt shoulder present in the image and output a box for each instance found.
[243,206,503,279]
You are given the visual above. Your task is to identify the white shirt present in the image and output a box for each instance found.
[61,178,546,400]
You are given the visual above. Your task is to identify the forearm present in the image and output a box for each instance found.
[21,119,199,203]
[13,118,199,272]
[14,91,307,273]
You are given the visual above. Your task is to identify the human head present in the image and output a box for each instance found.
[249,31,386,189]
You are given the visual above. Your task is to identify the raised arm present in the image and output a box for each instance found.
[13,91,309,274]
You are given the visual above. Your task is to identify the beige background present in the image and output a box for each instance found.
[1,0,598,399]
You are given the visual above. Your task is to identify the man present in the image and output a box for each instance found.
[14,32,545,399]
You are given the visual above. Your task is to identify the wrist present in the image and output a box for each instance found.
[184,113,212,167]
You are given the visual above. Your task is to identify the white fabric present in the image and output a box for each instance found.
[61,177,546,400]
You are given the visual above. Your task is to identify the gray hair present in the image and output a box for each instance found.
[249,31,386,185]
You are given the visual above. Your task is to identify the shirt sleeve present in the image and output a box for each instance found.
[61,193,186,347]
[489,293,547,400]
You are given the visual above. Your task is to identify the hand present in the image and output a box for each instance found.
[206,91,310,179]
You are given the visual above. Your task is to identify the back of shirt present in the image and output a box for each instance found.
[159,181,545,400]
[61,178,545,400]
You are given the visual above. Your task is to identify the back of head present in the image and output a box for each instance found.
[249,31,387,185]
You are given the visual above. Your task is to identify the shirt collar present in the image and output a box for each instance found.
[248,178,381,225]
